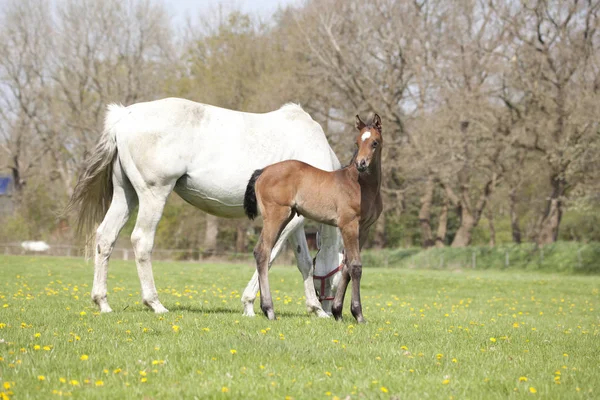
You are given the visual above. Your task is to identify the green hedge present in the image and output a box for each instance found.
[361,242,600,274]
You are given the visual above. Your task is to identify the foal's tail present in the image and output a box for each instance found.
[65,104,126,236]
[243,169,263,220]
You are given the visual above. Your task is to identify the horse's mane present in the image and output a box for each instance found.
[279,102,304,111]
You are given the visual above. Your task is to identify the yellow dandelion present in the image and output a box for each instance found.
[139,371,147,377]
[95,380,104,387]
[113,368,122,374]
[490,337,496,343]
[529,387,537,393]
[140,377,147,383]
[380,386,388,393]
[34,333,41,338]
[59,377,66,383]
[452,358,458,363]
[43,346,51,351]
[513,322,519,328]
[33,345,41,350]
[70,380,79,386]
[400,346,408,350]
[519,377,528,382]
[172,325,180,333]
[221,387,229,393]
[80,354,89,361]
[3,383,10,390]
[230,349,237,355]
[436,353,443,359]
[442,379,450,385]
[325,371,332,377]
[80,311,87,316]
[38,375,45,381]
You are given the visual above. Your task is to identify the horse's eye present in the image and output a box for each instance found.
[372,141,378,148]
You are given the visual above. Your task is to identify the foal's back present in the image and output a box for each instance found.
[255,160,359,227]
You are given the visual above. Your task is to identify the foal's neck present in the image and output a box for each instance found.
[345,154,382,193]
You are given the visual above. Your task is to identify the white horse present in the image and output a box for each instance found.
[68,97,343,317]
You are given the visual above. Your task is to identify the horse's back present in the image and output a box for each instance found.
[107,97,340,217]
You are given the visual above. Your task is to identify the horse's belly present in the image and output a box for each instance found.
[174,176,246,219]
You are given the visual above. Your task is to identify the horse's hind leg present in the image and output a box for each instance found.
[131,186,173,313]
[254,206,294,320]
[92,161,137,313]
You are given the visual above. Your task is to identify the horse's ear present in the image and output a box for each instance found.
[372,113,382,132]
[355,115,365,131]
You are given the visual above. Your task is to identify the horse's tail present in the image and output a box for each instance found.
[243,169,263,220]
[66,103,127,236]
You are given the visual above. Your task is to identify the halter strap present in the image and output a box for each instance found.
[312,249,344,302]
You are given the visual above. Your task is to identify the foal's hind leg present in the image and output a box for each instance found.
[131,186,173,313]
[254,206,294,320]
[92,161,137,313]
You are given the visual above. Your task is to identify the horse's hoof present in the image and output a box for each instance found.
[150,303,169,313]
[99,306,113,313]
[243,308,256,317]
[316,309,330,318]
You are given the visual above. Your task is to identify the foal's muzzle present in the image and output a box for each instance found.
[357,159,368,172]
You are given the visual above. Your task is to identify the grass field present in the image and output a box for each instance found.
[0,255,598,399]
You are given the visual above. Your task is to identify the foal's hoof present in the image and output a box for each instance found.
[262,308,276,320]
[332,305,343,321]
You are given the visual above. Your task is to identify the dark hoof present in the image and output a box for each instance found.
[332,307,343,321]
[262,307,276,320]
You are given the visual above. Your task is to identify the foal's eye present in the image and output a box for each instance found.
[372,141,379,148]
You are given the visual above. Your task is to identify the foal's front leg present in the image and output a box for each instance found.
[332,218,365,323]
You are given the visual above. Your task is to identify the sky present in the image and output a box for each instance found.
[167,0,302,26]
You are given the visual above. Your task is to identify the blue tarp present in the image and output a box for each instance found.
[0,177,11,195]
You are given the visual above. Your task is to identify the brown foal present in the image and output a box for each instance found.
[243,114,383,322]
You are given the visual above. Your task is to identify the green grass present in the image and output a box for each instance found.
[0,255,598,399]
[362,241,600,274]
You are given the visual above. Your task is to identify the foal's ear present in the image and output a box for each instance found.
[372,113,382,133]
[355,115,365,131]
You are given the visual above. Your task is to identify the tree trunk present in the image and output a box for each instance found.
[509,188,522,244]
[203,214,219,257]
[451,205,475,247]
[537,176,565,245]
[371,213,386,248]
[487,207,496,247]
[435,196,448,248]
[419,176,435,248]
[449,175,496,248]
[235,224,247,253]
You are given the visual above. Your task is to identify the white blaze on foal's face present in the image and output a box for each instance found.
[361,130,372,142]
